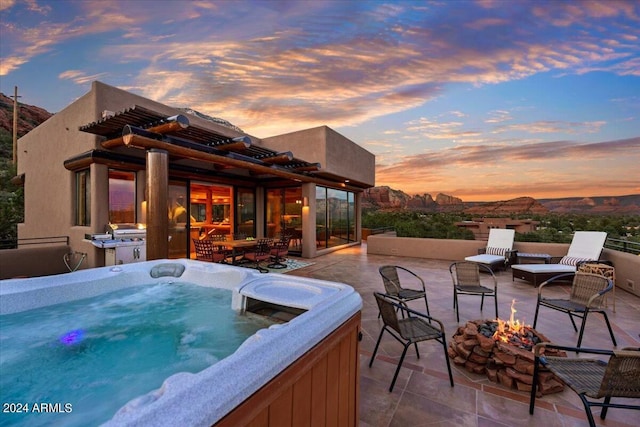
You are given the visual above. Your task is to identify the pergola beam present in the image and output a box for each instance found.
[122,133,350,189]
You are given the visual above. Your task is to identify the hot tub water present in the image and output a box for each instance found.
[0,282,272,426]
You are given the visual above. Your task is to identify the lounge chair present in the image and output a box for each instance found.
[512,231,607,286]
[464,229,516,271]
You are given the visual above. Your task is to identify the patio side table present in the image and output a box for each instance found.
[578,262,616,312]
[516,252,552,264]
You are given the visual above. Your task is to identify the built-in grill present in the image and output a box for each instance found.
[89,223,146,265]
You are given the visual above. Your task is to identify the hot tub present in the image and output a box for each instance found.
[0,259,362,426]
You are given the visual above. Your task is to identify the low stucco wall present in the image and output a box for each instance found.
[0,245,72,279]
[367,234,640,297]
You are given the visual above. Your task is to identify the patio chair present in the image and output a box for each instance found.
[378,265,430,317]
[369,292,454,392]
[449,261,498,323]
[512,231,607,286]
[532,272,616,348]
[268,235,291,269]
[529,343,640,427]
[243,238,273,273]
[465,229,516,271]
[192,239,226,263]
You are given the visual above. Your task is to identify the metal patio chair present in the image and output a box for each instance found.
[378,265,430,317]
[530,343,640,427]
[369,292,454,392]
[449,261,498,323]
[532,271,616,348]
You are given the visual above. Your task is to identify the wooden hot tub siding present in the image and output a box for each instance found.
[215,311,361,427]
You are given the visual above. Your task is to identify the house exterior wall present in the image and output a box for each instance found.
[262,126,375,188]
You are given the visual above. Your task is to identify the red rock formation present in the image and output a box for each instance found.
[0,93,53,138]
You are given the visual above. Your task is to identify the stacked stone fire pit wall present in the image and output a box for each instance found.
[447,319,566,395]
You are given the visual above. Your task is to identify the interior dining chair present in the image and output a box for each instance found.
[530,343,640,427]
[369,292,454,392]
[192,239,226,263]
[243,238,273,273]
[268,235,291,269]
[378,265,430,317]
[532,271,616,348]
[449,261,498,323]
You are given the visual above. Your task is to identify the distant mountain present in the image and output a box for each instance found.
[0,92,53,139]
[537,195,640,214]
[2,95,638,215]
[363,186,640,215]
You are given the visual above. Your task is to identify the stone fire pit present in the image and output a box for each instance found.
[447,319,566,395]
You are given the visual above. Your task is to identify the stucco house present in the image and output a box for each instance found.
[14,81,375,269]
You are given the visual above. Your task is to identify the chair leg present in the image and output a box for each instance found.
[494,294,498,319]
[454,293,460,323]
[529,356,540,414]
[480,294,485,311]
[442,337,454,387]
[601,396,611,420]
[577,313,588,348]
[578,394,597,427]
[369,327,385,368]
[389,343,411,392]
[567,311,579,332]
[423,295,431,318]
[533,301,541,329]
[600,311,617,346]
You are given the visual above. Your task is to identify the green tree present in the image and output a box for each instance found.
[0,158,23,246]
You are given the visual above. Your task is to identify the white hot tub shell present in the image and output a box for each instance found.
[0,259,362,426]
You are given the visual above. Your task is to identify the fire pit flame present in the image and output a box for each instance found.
[490,299,536,349]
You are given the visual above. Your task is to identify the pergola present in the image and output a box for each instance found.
[67,105,365,259]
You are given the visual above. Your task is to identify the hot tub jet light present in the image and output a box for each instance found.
[60,329,85,345]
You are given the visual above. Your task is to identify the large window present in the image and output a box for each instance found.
[108,169,136,223]
[236,188,255,237]
[75,170,90,226]
[316,186,356,249]
[266,187,302,239]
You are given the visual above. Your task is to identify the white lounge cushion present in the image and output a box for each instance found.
[511,263,576,274]
[566,231,607,259]
[486,229,515,251]
[465,254,504,265]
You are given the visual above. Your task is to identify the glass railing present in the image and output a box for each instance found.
[605,237,640,255]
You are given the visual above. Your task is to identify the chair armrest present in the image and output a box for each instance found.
[477,248,487,255]
[534,342,614,358]
[586,278,614,307]
[382,293,443,330]
[549,256,563,264]
[538,272,576,294]
[506,249,518,265]
[395,265,426,291]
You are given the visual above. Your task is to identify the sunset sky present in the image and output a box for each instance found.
[1,0,639,201]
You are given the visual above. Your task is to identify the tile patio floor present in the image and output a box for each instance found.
[286,243,640,427]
